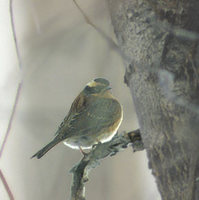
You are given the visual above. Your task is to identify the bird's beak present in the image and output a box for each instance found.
[101,86,111,94]
[105,87,112,91]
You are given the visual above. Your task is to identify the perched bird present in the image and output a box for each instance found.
[31,78,123,159]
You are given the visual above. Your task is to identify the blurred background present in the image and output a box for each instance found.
[0,0,160,199]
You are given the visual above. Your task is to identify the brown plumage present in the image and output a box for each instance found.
[31,78,123,159]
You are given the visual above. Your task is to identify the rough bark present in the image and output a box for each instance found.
[107,0,199,200]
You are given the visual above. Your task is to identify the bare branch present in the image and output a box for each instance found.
[0,1,24,199]
[0,82,23,158]
[0,170,14,200]
[9,0,22,69]
[69,129,143,200]
[72,0,130,63]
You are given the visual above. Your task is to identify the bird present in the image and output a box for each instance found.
[31,78,123,159]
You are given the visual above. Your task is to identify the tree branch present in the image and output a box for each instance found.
[69,129,144,200]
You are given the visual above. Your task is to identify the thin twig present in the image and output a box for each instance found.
[0,82,23,158]
[0,0,24,157]
[72,0,130,62]
[69,129,143,200]
[0,169,14,200]
[9,0,23,69]
[0,1,23,199]
[73,0,117,49]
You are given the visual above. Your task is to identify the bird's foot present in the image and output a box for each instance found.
[79,146,88,156]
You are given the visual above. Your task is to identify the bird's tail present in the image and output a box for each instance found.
[31,138,61,159]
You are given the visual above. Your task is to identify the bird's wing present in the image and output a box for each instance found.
[55,92,87,135]
[58,95,121,137]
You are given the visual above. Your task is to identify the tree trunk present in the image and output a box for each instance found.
[107,0,199,199]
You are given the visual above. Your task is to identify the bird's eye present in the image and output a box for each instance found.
[85,85,97,94]
[85,86,92,91]
[85,85,96,93]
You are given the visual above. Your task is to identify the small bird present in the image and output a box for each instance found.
[31,78,123,159]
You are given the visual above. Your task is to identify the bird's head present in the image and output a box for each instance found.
[83,78,111,95]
